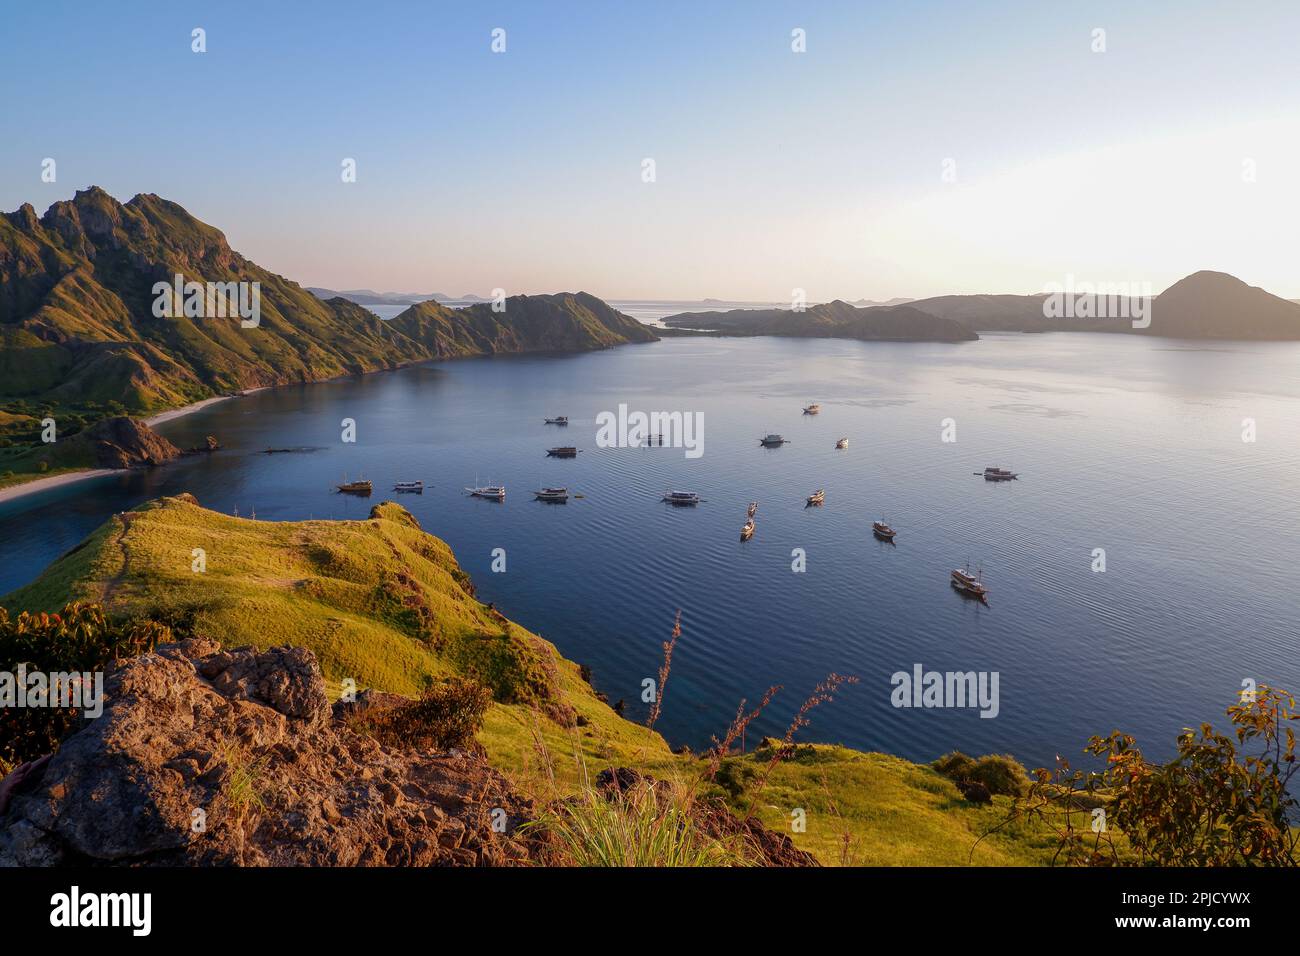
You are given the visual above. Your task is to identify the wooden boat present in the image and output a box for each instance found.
[806,489,825,506]
[546,446,580,458]
[758,434,788,447]
[544,416,569,425]
[336,478,372,496]
[835,438,848,449]
[951,566,988,601]
[662,490,702,505]
[747,501,758,518]
[740,518,755,541]
[872,520,896,540]
[465,484,506,500]
[534,487,569,502]
[982,466,1018,481]
[393,481,423,493]
[803,403,821,415]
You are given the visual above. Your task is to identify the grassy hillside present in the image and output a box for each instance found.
[2,495,1079,864]
[0,189,658,489]
[388,291,658,356]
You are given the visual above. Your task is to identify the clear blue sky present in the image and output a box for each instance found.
[4,0,1298,299]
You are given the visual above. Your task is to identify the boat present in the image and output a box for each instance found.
[740,518,755,541]
[951,566,988,601]
[662,490,702,506]
[803,403,821,415]
[393,481,424,493]
[758,434,788,447]
[835,438,848,449]
[982,466,1018,481]
[336,478,372,496]
[533,487,569,502]
[806,489,825,506]
[544,416,569,425]
[872,520,896,540]
[465,484,506,500]
[747,501,758,518]
[546,446,580,458]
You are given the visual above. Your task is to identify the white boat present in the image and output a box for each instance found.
[806,489,825,506]
[466,485,506,500]
[951,566,988,600]
[533,486,569,502]
[662,490,702,505]
[758,434,788,447]
[982,466,1018,481]
[803,403,821,415]
[835,438,848,449]
[393,481,424,493]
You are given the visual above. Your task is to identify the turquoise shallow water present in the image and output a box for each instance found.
[3,332,1298,770]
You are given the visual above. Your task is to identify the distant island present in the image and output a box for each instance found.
[305,288,490,307]
[663,272,1300,340]
[660,300,978,342]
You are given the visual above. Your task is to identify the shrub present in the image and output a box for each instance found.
[934,751,1027,797]
[0,603,169,773]
[353,678,492,752]
[1005,686,1299,866]
[714,757,760,800]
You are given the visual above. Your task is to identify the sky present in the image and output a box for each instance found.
[4,0,1298,300]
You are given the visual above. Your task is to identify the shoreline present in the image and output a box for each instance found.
[0,469,121,505]
[0,391,257,506]
[143,394,239,426]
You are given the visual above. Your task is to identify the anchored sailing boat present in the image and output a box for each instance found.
[950,564,988,601]
[336,477,372,496]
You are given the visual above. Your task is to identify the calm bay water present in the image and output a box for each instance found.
[3,332,1299,770]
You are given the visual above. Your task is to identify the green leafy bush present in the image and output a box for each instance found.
[933,751,1027,796]
[0,603,169,773]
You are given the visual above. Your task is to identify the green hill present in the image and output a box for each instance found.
[389,291,658,357]
[0,188,657,486]
[2,494,1080,865]
[0,188,657,411]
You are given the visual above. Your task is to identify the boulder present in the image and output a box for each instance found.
[0,639,539,866]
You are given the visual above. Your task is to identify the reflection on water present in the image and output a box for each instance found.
[3,333,1298,769]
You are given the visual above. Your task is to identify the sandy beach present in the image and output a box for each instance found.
[0,469,121,505]
[0,392,251,506]
[143,394,235,426]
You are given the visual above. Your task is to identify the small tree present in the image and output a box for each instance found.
[991,686,1298,866]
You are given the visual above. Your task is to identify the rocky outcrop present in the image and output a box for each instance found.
[80,416,182,468]
[0,638,540,866]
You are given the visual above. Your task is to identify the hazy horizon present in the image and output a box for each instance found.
[5,0,1299,300]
